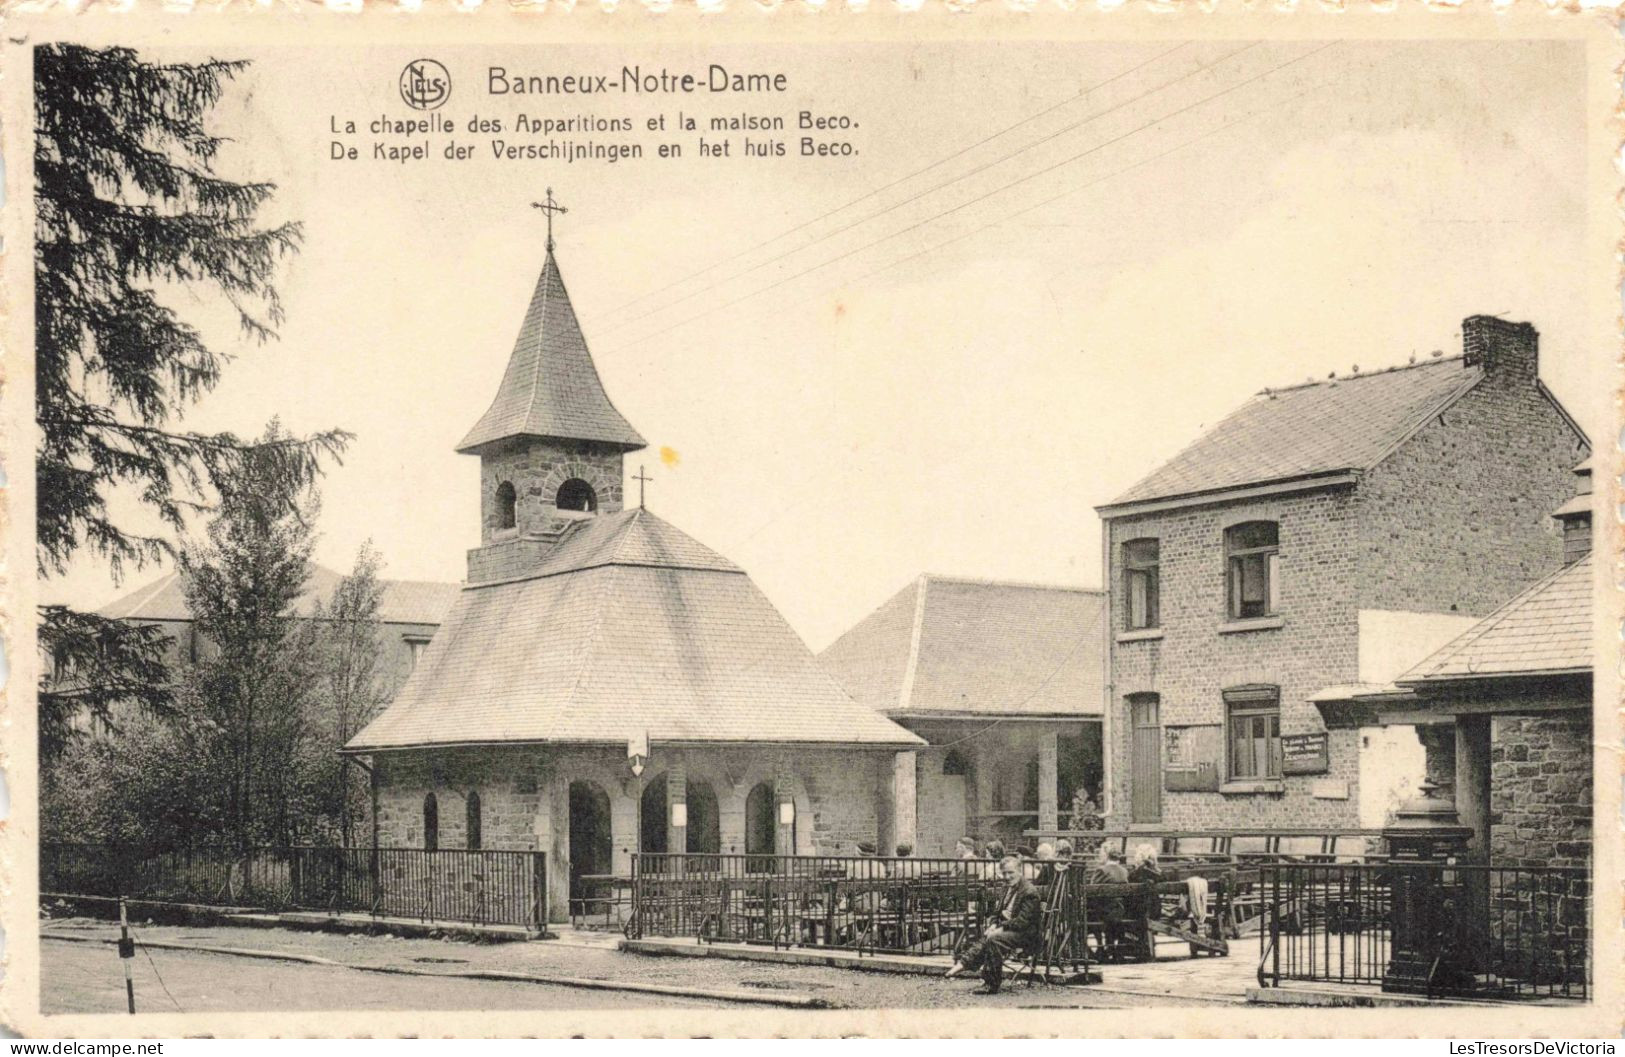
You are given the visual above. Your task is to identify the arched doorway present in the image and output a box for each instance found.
[746,781,793,869]
[567,780,612,912]
[640,774,668,854]
[686,781,721,855]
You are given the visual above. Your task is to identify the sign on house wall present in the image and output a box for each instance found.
[1281,732,1331,775]
[1164,725,1222,792]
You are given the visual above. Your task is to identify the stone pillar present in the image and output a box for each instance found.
[773,764,797,856]
[892,751,918,855]
[1455,716,1492,859]
[665,760,688,856]
[1038,731,1059,833]
[875,754,896,856]
[541,773,569,925]
[610,778,638,876]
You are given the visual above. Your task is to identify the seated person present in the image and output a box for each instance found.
[1031,842,1058,885]
[944,855,1041,994]
[1088,846,1129,953]
[1128,844,1164,922]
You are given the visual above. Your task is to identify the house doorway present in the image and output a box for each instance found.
[1130,695,1162,824]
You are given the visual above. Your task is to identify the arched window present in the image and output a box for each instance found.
[556,478,597,513]
[466,790,482,850]
[423,792,439,851]
[942,750,969,776]
[495,481,517,530]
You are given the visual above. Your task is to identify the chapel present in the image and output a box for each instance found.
[345,217,922,921]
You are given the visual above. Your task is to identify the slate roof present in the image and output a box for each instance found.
[101,566,461,627]
[1104,356,1480,510]
[346,509,922,752]
[1398,554,1593,683]
[818,575,1106,718]
[456,250,646,454]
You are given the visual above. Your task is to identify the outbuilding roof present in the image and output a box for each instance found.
[818,575,1106,718]
[1103,356,1479,511]
[346,508,922,752]
[1398,554,1593,684]
[456,249,646,454]
[100,566,461,627]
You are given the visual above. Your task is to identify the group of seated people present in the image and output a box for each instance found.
[942,842,1169,993]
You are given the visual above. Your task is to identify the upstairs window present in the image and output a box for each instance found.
[1225,521,1279,620]
[495,481,517,530]
[1122,538,1160,630]
[1224,686,1281,780]
[556,478,597,513]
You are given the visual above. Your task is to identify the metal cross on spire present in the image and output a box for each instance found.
[632,465,653,509]
[531,188,568,252]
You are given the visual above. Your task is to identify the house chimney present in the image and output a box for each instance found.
[1461,315,1538,384]
[1551,458,1591,564]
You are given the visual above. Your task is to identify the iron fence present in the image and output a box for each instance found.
[42,842,548,930]
[628,853,1007,956]
[625,852,1236,970]
[1257,862,1589,999]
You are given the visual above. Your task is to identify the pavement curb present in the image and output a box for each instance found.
[41,931,828,1009]
[622,939,1244,1005]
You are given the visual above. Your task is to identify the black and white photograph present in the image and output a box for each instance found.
[3,10,1618,1039]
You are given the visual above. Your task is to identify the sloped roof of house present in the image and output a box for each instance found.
[100,566,461,627]
[818,575,1106,718]
[346,508,923,752]
[1103,356,1480,510]
[1398,554,1593,683]
[456,249,646,454]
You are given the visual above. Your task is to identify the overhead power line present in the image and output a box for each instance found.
[598,42,1259,338]
[598,42,1190,322]
[602,42,1337,356]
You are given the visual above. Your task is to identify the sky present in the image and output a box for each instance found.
[43,37,1602,652]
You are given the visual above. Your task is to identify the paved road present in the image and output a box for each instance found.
[41,920,1235,1011]
[42,939,734,1014]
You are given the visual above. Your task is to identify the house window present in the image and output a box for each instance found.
[423,792,439,851]
[1123,538,1160,629]
[406,637,430,671]
[556,478,597,513]
[1225,521,1279,619]
[1225,686,1281,780]
[466,791,482,850]
[495,481,517,530]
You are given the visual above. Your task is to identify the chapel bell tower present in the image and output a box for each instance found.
[456,194,646,583]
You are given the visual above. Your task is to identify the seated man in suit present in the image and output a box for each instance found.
[944,855,1041,994]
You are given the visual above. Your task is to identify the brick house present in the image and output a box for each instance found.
[1095,316,1587,830]
[1345,459,1594,868]
[344,240,922,921]
[819,575,1105,855]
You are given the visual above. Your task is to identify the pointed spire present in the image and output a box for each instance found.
[457,247,646,455]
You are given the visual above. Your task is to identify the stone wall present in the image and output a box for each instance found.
[371,742,904,922]
[477,437,625,543]
[1490,710,1591,869]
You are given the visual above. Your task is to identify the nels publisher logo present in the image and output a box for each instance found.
[400,59,451,111]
